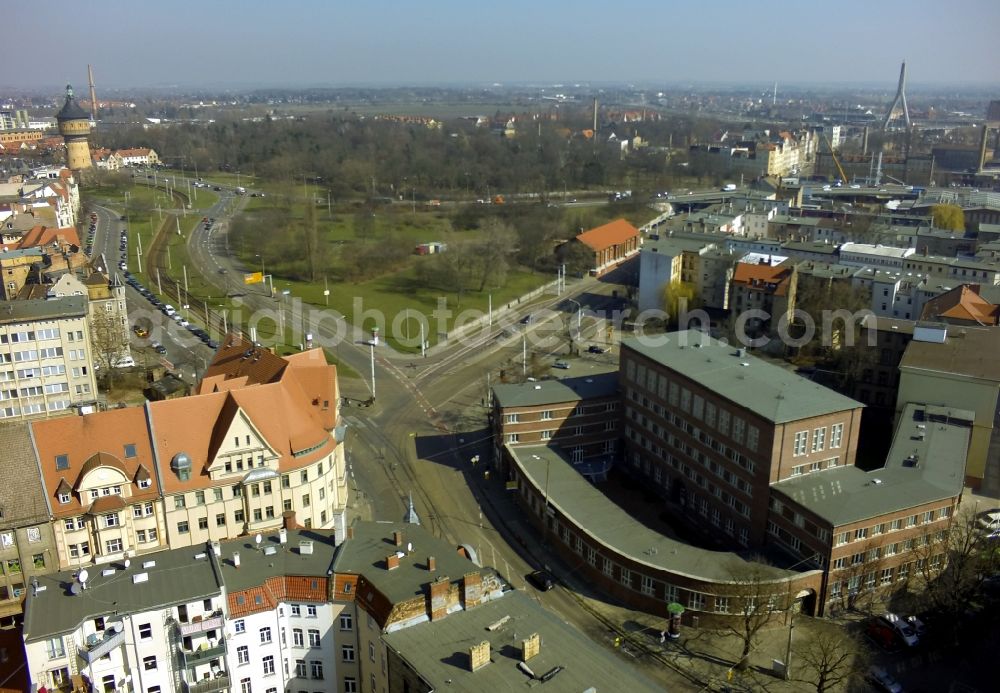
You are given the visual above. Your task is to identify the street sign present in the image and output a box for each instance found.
[243,271,263,285]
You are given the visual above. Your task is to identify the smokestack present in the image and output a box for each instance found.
[233,552,240,569]
[87,64,98,122]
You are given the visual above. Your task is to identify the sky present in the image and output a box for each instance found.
[4,0,999,90]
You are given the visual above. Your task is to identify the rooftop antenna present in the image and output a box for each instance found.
[87,64,98,123]
[882,60,912,131]
[403,491,420,525]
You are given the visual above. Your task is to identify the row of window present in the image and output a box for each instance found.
[833,508,951,546]
[0,399,72,419]
[791,424,844,457]
[503,401,618,424]
[828,555,945,596]
[832,531,947,569]
[0,329,60,344]
[0,382,70,398]
[0,364,68,380]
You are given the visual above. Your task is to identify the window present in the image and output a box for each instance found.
[260,626,272,644]
[240,679,251,693]
[55,454,69,470]
[688,591,706,610]
[198,517,208,530]
[345,678,358,693]
[177,521,189,534]
[175,496,186,510]
[195,490,206,505]
[217,513,226,527]
[262,655,275,675]
[105,538,122,554]
[830,423,843,448]
[138,477,151,489]
[308,629,320,646]
[855,527,867,540]
[237,645,250,664]
[138,623,152,640]
[310,660,323,680]
[142,655,157,671]
[293,628,304,647]
[45,637,65,659]
[339,613,353,630]
[342,645,355,662]
[306,604,317,617]
[301,470,308,483]
[793,431,808,456]
[234,619,245,634]
[296,659,307,677]
[812,427,825,452]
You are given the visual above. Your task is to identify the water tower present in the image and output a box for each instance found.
[56,84,92,171]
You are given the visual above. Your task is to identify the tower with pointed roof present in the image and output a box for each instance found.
[56,84,92,171]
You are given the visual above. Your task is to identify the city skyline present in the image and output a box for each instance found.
[3,0,1000,90]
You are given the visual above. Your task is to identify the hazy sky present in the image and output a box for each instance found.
[5,0,999,90]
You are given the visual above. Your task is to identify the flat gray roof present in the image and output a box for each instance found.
[621,331,862,423]
[0,295,87,325]
[23,543,222,642]
[383,589,661,693]
[215,529,337,593]
[642,235,713,255]
[331,522,479,604]
[772,404,972,527]
[510,445,796,583]
[900,325,1000,382]
[492,372,618,409]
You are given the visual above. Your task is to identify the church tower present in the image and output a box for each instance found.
[56,84,92,171]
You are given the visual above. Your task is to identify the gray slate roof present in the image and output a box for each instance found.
[622,331,862,423]
[0,295,87,325]
[382,589,662,693]
[0,422,50,526]
[772,404,972,527]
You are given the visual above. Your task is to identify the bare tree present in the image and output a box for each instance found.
[720,559,794,670]
[90,311,131,390]
[791,620,867,693]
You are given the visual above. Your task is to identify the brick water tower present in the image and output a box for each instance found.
[56,84,92,171]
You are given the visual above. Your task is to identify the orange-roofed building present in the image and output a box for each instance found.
[29,335,347,569]
[569,218,641,277]
[728,259,798,335]
[920,284,1000,326]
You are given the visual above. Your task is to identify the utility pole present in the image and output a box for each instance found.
[522,334,527,377]
[420,323,426,358]
[156,269,162,295]
[488,294,493,328]
[369,343,376,401]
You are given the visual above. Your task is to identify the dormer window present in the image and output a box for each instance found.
[58,492,71,504]
[138,478,151,489]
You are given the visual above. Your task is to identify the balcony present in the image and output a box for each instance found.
[180,639,226,667]
[177,612,224,637]
[79,628,126,664]
[184,674,231,693]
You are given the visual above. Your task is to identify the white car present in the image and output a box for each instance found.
[880,612,918,647]
[163,304,176,316]
[976,509,1000,537]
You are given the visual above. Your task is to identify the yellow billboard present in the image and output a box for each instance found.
[243,271,264,285]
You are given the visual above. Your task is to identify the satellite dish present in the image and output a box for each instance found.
[255,533,262,545]
[112,622,124,633]
[124,559,131,569]
[78,569,90,584]
[70,582,81,595]
[123,675,132,683]
[406,542,413,553]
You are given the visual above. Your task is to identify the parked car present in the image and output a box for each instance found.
[526,570,555,591]
[866,666,903,693]
[905,615,926,638]
[880,612,919,647]
[976,509,1000,538]
[587,344,608,354]
[552,360,570,370]
[865,618,898,650]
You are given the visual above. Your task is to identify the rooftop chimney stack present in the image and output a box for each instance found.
[386,554,400,570]
[346,526,355,540]
[233,552,240,569]
[469,641,491,672]
[427,556,436,572]
[393,530,403,547]
[521,633,541,662]
[279,528,288,544]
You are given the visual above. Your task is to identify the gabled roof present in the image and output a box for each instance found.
[920,284,1000,326]
[575,218,639,252]
[731,260,794,296]
[31,407,160,517]
[198,334,288,389]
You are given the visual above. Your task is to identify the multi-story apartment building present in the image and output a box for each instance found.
[0,296,98,421]
[30,336,348,570]
[49,270,132,368]
[619,331,864,548]
[0,422,59,627]
[21,523,661,693]
[727,260,797,334]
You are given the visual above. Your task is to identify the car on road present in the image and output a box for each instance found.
[520,314,532,325]
[975,508,1000,538]
[553,360,570,369]
[587,344,608,354]
[133,324,149,338]
[865,618,899,650]
[905,614,926,638]
[526,570,555,591]
[866,666,903,693]
[151,342,167,355]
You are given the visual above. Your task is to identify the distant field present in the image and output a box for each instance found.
[283,101,548,119]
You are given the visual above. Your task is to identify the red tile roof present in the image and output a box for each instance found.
[17,225,80,250]
[921,284,1000,325]
[731,262,794,297]
[575,218,639,252]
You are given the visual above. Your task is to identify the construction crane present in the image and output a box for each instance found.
[822,132,849,185]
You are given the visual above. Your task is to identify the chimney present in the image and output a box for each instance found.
[346,526,355,540]
[427,556,436,572]
[393,530,403,547]
[521,633,541,662]
[428,576,450,621]
[210,541,221,557]
[463,572,483,608]
[233,552,240,569]
[469,641,491,672]
[386,553,400,570]
[282,511,298,530]
[278,528,288,544]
